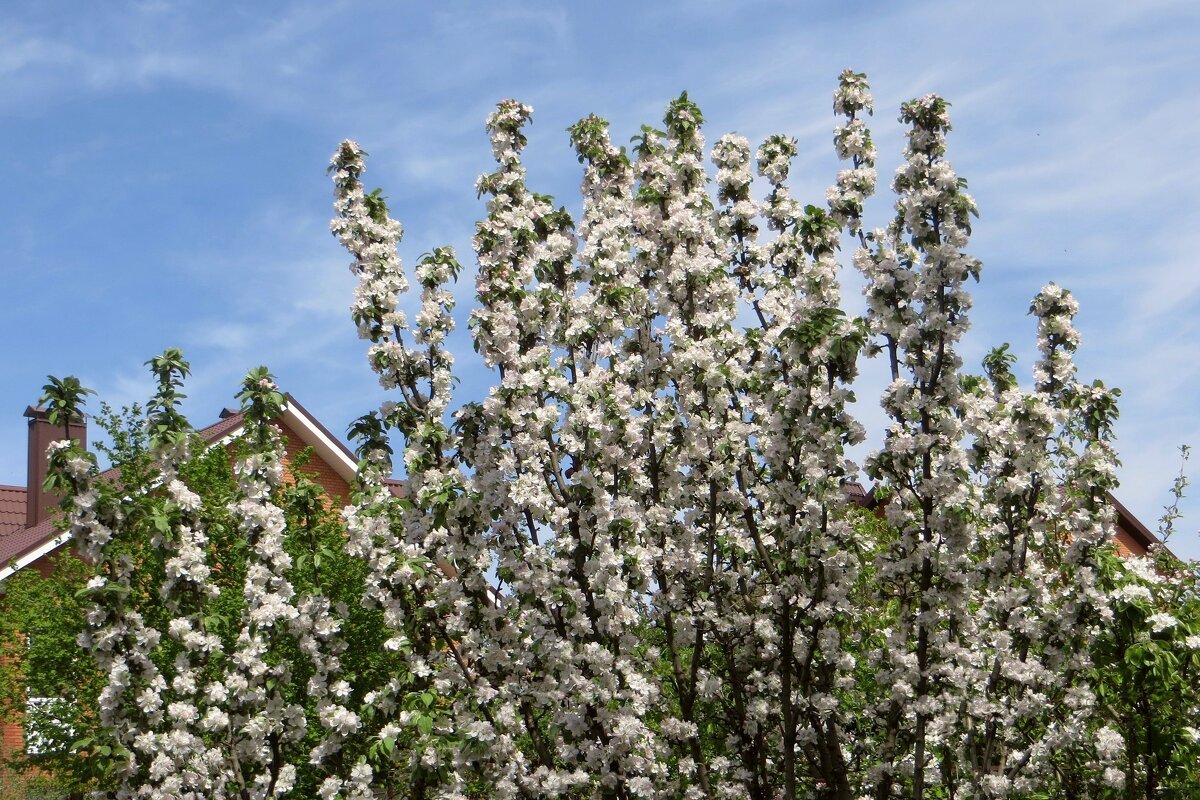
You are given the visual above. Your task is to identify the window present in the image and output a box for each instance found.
[23,695,75,756]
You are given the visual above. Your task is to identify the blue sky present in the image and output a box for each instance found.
[2,0,1198,557]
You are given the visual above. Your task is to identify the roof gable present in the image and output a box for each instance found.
[190,395,360,487]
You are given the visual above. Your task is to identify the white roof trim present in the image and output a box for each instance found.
[0,530,72,584]
[279,402,359,485]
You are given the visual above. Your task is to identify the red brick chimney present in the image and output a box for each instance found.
[24,405,86,528]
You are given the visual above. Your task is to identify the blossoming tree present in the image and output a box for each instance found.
[30,362,407,799]
[322,69,1156,800]
[29,70,1199,799]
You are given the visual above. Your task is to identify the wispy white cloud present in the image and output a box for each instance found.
[0,0,1196,554]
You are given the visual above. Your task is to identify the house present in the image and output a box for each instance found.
[0,393,370,760]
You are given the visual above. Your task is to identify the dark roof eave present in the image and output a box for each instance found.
[1106,492,1165,553]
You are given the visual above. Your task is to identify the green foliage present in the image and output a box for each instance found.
[567,114,630,173]
[664,91,704,145]
[982,343,1018,393]
[0,553,105,795]
[363,188,390,225]
[1085,546,1200,798]
[37,376,94,438]
[348,410,394,467]
[630,124,666,160]
[0,768,73,800]
[237,366,287,429]
[1159,445,1190,542]
[144,348,191,447]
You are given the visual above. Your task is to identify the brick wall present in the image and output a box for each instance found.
[0,702,24,761]
[276,421,352,507]
[1113,524,1147,557]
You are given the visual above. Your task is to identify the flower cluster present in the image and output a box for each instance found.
[828,69,877,235]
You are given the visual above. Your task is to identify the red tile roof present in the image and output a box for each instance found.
[844,480,872,508]
[195,412,246,443]
[0,484,26,537]
[0,518,59,570]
